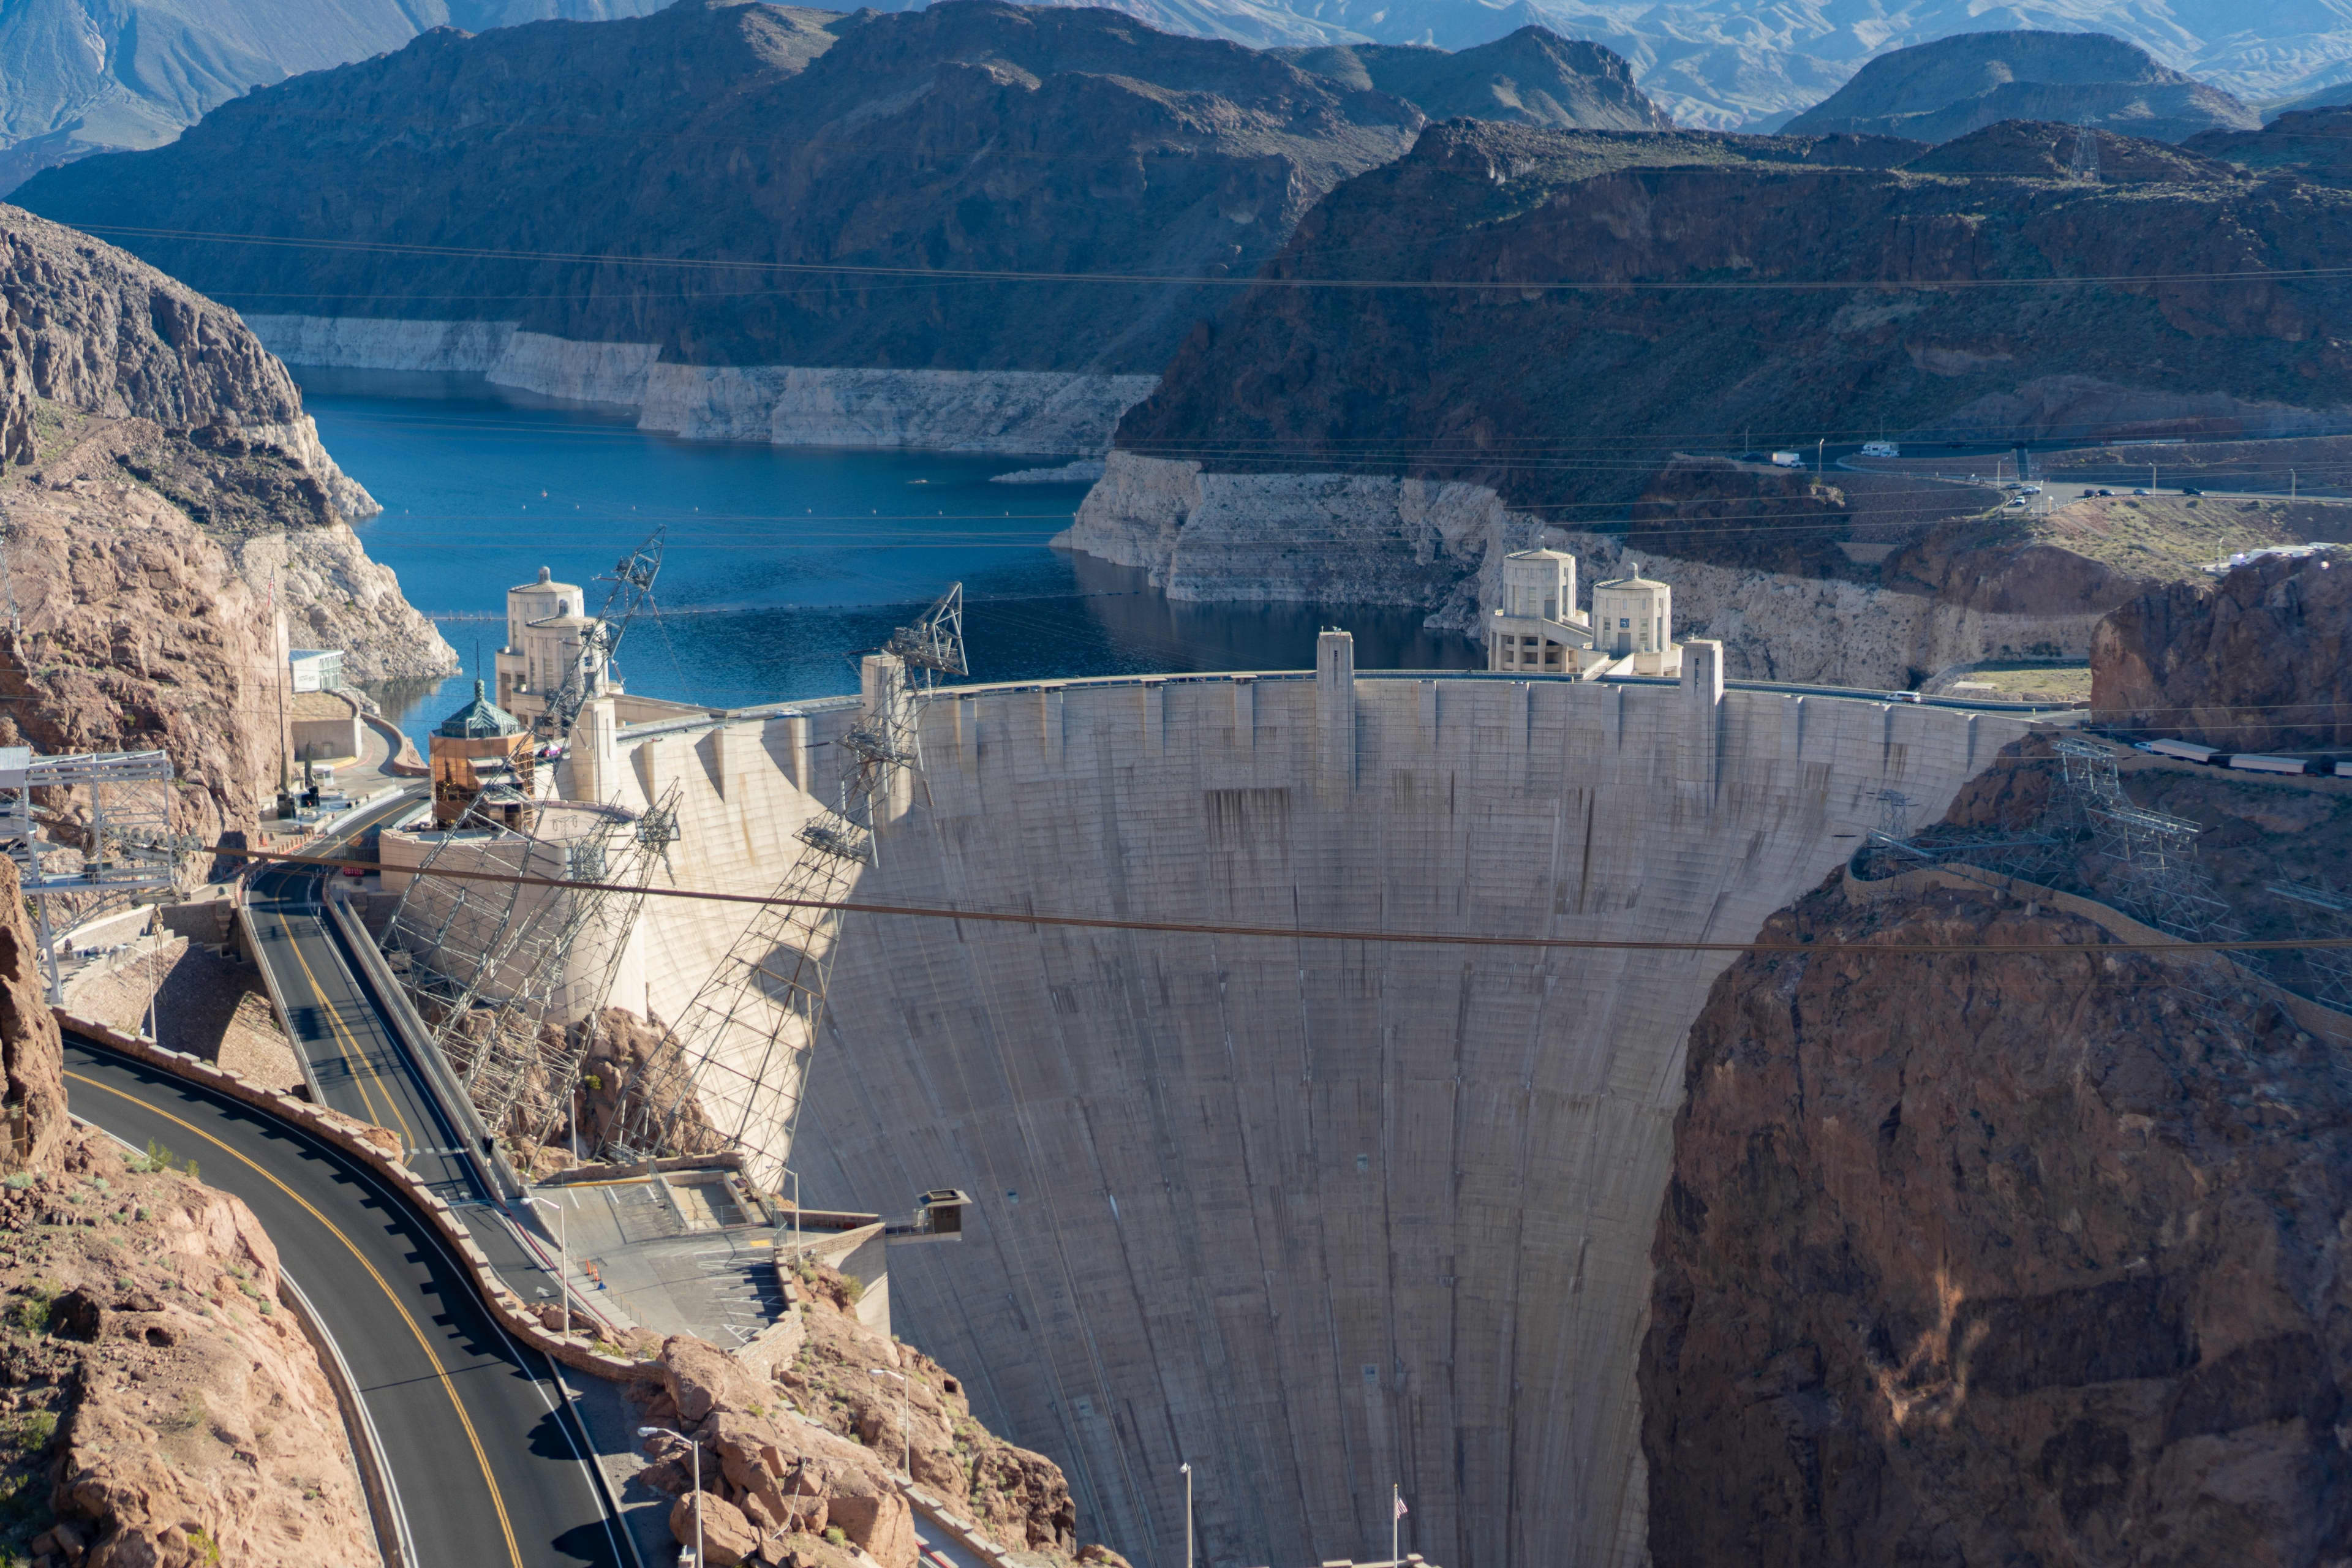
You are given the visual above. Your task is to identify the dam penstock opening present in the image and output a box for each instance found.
[587,638,2041,1568]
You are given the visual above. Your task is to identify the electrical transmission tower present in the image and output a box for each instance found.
[2070,121,2100,183]
[0,748,184,1001]
[600,583,966,1188]
[1857,785,2060,883]
[382,784,682,1146]
[538,526,666,747]
[2049,737,2236,941]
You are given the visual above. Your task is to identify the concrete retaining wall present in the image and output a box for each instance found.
[56,1012,651,1387]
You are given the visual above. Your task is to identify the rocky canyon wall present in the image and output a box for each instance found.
[2092,548,2352,751]
[1,209,453,692]
[1063,453,2111,687]
[570,660,2042,1568]
[1640,866,2352,1566]
[246,315,1159,456]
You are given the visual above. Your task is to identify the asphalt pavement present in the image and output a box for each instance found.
[64,1033,628,1568]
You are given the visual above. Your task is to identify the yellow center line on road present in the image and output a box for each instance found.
[281,911,418,1156]
[64,1068,525,1568]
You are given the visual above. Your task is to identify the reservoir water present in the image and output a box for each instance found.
[296,370,1480,748]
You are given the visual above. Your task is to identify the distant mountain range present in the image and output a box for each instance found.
[3,0,2348,182]
[922,0,2352,127]
[13,1,1666,372]
[0,0,680,191]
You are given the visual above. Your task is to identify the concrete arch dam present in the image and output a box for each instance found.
[592,644,2040,1568]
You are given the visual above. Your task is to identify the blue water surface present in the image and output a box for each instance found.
[293,370,1479,750]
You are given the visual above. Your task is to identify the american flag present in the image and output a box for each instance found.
[1395,1494,1409,1521]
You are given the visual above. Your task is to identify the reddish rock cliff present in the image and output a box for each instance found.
[0,858,66,1173]
[2092,548,2352,751]
[1640,876,2352,1565]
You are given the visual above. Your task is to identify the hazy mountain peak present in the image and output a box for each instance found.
[1782,28,2258,143]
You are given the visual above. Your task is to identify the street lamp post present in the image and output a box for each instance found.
[869,1368,908,1477]
[784,1166,803,1267]
[525,1194,570,1343]
[640,1425,701,1567]
[1179,1461,1193,1568]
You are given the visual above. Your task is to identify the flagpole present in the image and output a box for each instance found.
[1392,1482,1400,1566]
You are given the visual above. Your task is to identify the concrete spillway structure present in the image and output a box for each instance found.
[569,644,2040,1568]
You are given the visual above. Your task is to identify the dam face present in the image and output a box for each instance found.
[586,650,2037,1568]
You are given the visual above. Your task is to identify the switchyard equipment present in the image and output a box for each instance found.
[599,583,965,1189]
[382,783,682,1148]
[0,748,181,1001]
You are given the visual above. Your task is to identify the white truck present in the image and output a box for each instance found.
[1861,440,1899,458]
[1770,451,1804,468]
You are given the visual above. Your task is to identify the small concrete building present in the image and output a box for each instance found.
[429,680,533,827]
[1591,560,1680,676]
[1487,548,1593,674]
[288,648,344,693]
[494,567,616,725]
[290,688,364,767]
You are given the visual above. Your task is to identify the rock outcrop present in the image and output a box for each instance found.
[1640,872,2352,1565]
[0,0,672,194]
[630,1257,1117,1568]
[1273,28,1672,129]
[2187,105,2352,187]
[1061,451,2135,686]
[17,1,1435,382]
[1111,118,2349,516]
[2092,548,2352,751]
[0,413,290,846]
[0,206,453,840]
[0,859,66,1174]
[1068,116,2352,651]
[1782,30,2259,145]
[0,205,452,684]
[0,837,375,1567]
[0,1136,383,1568]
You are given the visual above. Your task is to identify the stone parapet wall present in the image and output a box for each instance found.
[55,1011,652,1388]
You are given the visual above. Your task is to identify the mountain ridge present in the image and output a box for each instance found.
[1784,29,2258,145]
[15,1,1668,375]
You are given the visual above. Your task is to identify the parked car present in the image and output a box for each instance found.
[2132,488,2150,496]
[2182,486,2204,496]
[2097,489,2115,497]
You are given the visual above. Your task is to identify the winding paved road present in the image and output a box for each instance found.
[65,1033,628,1568]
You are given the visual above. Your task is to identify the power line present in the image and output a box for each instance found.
[205,840,2352,956]
[71,222,2352,295]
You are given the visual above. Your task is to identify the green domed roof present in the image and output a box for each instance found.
[435,680,521,740]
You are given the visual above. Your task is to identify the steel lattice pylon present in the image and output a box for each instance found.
[383,784,682,1145]
[600,584,965,1188]
[1858,785,2064,884]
